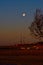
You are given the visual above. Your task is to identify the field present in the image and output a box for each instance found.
[0,55,43,65]
[0,43,43,65]
[0,49,43,65]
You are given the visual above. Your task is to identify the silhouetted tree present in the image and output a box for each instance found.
[29,9,43,39]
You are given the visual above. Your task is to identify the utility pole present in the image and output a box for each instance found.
[20,32,23,44]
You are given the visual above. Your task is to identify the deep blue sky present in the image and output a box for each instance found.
[0,0,43,45]
[0,0,43,25]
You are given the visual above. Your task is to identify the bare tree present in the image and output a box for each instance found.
[29,9,43,40]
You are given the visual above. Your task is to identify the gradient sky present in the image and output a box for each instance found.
[0,0,43,45]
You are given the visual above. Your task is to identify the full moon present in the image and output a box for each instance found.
[22,13,26,16]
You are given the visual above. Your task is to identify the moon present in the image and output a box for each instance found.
[22,13,26,16]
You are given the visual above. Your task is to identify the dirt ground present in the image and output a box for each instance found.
[0,55,43,65]
[0,49,43,65]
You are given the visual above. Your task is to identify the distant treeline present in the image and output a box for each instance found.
[0,42,43,50]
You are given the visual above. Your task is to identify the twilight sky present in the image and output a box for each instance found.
[0,0,43,45]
